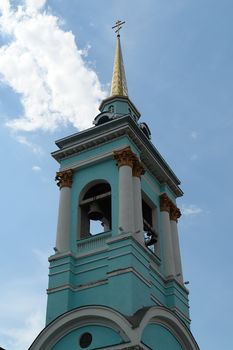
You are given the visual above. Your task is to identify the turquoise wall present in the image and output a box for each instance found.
[51,325,123,350]
[47,235,190,325]
[142,324,184,350]
[100,97,140,122]
[60,136,140,169]
[47,130,190,327]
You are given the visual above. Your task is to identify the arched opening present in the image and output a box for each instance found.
[79,181,112,239]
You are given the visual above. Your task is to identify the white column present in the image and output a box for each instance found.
[118,164,134,233]
[160,194,175,278]
[55,170,73,253]
[132,161,145,244]
[114,147,135,234]
[170,207,183,283]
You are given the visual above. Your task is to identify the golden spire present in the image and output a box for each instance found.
[110,20,128,97]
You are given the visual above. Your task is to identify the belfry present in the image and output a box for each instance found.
[30,22,199,350]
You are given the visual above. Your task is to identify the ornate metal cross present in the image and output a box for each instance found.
[112,20,125,36]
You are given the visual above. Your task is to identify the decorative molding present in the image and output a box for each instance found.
[77,232,111,252]
[159,193,181,222]
[29,306,134,350]
[55,169,73,189]
[159,193,171,213]
[171,307,192,324]
[132,160,145,177]
[170,205,181,222]
[47,278,108,294]
[107,266,151,288]
[150,293,163,306]
[113,146,138,168]
[137,306,200,350]
[51,116,183,196]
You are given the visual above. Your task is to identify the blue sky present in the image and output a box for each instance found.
[0,0,232,349]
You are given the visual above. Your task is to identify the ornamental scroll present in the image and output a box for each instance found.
[55,169,73,189]
[160,193,181,222]
[113,146,137,168]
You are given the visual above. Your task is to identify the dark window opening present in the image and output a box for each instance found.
[108,105,114,113]
[142,198,158,252]
[79,332,92,348]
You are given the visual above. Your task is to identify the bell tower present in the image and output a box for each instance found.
[30,22,199,350]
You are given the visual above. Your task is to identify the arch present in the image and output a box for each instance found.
[139,122,151,139]
[138,306,200,350]
[79,179,111,202]
[93,112,113,126]
[29,306,134,350]
[78,180,112,239]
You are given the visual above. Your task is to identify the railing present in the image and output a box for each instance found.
[77,231,111,253]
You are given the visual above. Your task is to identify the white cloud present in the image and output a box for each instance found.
[181,204,203,217]
[1,309,45,350]
[16,135,43,154]
[0,0,107,132]
[0,0,10,15]
[32,165,41,171]
[25,0,46,13]
[0,275,47,350]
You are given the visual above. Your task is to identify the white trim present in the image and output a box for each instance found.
[150,293,163,306]
[49,251,76,262]
[29,305,199,350]
[29,306,134,350]
[107,266,151,288]
[138,306,199,350]
[47,278,108,294]
[49,262,108,277]
[171,307,191,324]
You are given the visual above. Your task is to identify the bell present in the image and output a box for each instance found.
[145,230,158,247]
[145,236,158,247]
[88,201,104,221]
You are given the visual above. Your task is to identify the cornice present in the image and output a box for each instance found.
[52,116,183,197]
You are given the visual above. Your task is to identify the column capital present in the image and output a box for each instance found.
[170,204,181,222]
[113,146,137,168]
[160,193,171,212]
[55,169,73,189]
[160,193,181,221]
[132,160,145,177]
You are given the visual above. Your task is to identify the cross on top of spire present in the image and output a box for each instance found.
[112,20,125,37]
[110,20,128,97]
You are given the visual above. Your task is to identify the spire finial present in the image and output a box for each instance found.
[112,20,125,37]
[110,20,128,97]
